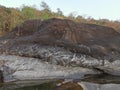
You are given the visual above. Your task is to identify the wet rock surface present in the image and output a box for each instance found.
[0,18,120,82]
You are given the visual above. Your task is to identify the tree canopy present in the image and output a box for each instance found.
[0,1,120,35]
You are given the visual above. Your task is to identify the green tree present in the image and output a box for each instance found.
[56,8,63,16]
[40,1,52,20]
[21,5,37,20]
[67,12,77,20]
[40,1,50,11]
[0,5,11,34]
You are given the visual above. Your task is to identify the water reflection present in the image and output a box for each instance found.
[55,74,120,90]
[13,81,56,90]
[79,82,120,90]
[79,74,120,90]
[0,80,58,90]
[0,74,120,90]
[82,74,120,84]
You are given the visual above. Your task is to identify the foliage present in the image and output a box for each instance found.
[21,6,36,20]
[57,8,63,16]
[40,1,50,11]
[0,2,120,35]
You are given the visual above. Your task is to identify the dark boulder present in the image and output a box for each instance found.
[0,70,3,83]
[55,82,83,90]
[0,18,120,61]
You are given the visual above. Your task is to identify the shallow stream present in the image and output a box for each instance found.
[0,74,120,90]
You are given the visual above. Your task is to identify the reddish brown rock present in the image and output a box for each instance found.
[35,19,118,58]
[1,18,120,61]
[55,82,83,90]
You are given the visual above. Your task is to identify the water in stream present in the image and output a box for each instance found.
[0,74,120,90]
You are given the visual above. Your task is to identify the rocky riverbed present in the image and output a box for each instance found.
[0,18,119,82]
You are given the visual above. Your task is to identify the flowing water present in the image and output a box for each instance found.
[0,74,120,90]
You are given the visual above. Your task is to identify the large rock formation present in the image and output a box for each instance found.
[0,18,120,82]
[1,18,120,60]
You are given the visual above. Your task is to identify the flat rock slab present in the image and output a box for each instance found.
[0,54,100,82]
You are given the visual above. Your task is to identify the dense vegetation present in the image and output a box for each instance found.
[0,1,120,35]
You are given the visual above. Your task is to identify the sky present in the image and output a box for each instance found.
[0,0,120,20]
